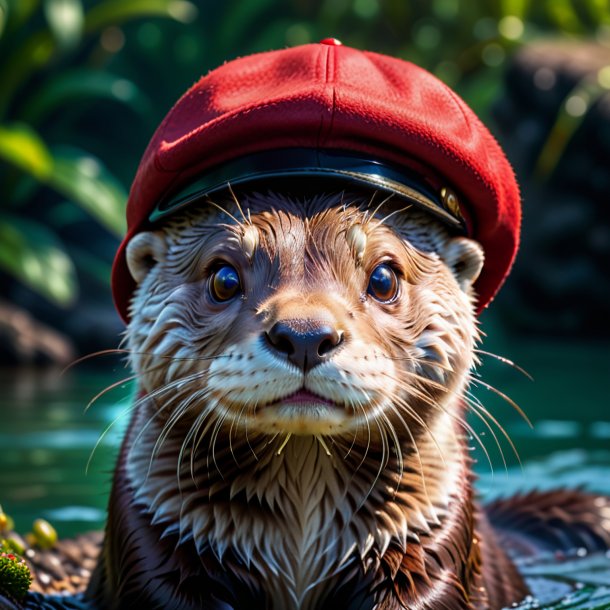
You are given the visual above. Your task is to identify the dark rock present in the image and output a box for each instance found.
[493,40,610,338]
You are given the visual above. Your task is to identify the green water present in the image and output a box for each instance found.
[0,313,609,608]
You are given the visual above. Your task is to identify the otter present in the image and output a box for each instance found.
[84,190,606,610]
[86,191,523,610]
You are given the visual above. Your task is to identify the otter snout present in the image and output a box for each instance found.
[265,318,344,372]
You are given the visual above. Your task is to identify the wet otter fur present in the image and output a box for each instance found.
[74,188,608,610]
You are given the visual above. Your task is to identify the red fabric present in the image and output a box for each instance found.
[112,42,520,323]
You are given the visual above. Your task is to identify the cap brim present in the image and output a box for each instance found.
[150,148,466,232]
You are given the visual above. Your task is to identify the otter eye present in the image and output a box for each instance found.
[210,265,241,302]
[367,264,399,303]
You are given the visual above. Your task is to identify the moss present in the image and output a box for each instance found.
[0,540,32,601]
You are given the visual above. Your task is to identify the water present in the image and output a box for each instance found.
[0,364,131,538]
[0,314,608,609]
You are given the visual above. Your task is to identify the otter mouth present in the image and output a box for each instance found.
[253,387,351,435]
[271,388,343,410]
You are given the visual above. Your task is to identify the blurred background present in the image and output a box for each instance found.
[0,0,608,582]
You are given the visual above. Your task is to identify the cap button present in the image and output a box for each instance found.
[440,187,462,219]
[319,38,342,46]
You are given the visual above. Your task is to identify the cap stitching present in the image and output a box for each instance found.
[315,44,333,148]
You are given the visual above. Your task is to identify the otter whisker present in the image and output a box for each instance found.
[181,401,217,486]
[343,402,363,461]
[184,398,217,485]
[362,189,378,213]
[205,195,246,231]
[63,348,228,377]
[154,393,194,456]
[383,354,454,376]
[84,373,139,413]
[463,388,508,473]
[61,348,131,375]
[371,204,412,232]
[463,393,522,468]
[137,369,220,470]
[136,393,185,461]
[469,376,533,428]
[383,396,439,503]
[474,349,533,381]
[381,368,496,474]
[352,398,372,473]
[85,360,185,460]
[86,398,141,474]
[130,352,232,363]
[362,192,394,226]
[378,410,404,487]
[242,399,260,461]
[230,403,248,465]
[132,372,200,420]
[356,411,390,512]
[227,183,253,227]
[315,435,332,457]
[151,381,209,468]
[262,432,279,447]
[394,368,499,470]
[206,405,232,479]
[386,390,449,470]
[174,397,208,485]
[276,433,293,456]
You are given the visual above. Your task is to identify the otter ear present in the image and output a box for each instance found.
[441,237,484,292]
[126,231,167,284]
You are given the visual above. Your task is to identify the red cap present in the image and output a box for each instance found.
[112,41,520,323]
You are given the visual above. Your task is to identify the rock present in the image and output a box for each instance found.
[493,40,610,338]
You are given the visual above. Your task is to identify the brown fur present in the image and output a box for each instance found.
[88,190,527,609]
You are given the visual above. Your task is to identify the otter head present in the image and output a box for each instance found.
[124,191,483,449]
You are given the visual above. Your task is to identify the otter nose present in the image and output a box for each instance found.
[265,320,343,372]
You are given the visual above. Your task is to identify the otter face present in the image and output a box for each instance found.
[125,191,483,449]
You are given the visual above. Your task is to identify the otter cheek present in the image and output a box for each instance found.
[126,231,168,284]
[442,237,484,292]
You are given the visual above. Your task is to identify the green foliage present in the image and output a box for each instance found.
[0,540,31,601]
[0,212,77,306]
[0,0,195,306]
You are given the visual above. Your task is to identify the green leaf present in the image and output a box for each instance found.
[5,0,39,31]
[218,0,277,54]
[84,0,197,33]
[0,125,126,235]
[0,123,53,181]
[50,148,127,237]
[43,0,83,49]
[0,0,8,39]
[583,0,610,23]
[0,31,55,119]
[20,69,153,124]
[500,0,530,19]
[0,0,194,120]
[545,0,583,31]
[0,212,77,306]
